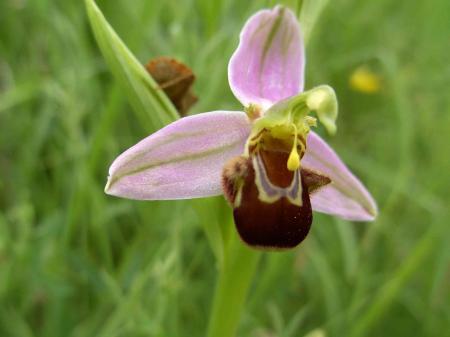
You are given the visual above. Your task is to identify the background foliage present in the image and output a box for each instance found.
[0,0,449,336]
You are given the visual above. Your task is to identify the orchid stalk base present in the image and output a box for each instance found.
[206,231,261,337]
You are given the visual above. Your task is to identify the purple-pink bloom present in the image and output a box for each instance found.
[105,6,377,249]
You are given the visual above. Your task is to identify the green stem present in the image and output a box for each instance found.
[206,230,261,337]
[205,2,328,335]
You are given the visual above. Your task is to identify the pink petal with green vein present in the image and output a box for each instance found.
[302,132,378,221]
[105,111,250,200]
[228,6,305,109]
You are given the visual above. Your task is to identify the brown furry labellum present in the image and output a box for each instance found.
[145,57,197,116]
[222,151,331,250]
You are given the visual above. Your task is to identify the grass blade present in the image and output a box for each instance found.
[85,0,178,133]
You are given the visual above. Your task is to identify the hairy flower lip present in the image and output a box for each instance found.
[232,155,312,250]
[105,6,377,225]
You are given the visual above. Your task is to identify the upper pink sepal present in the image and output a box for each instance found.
[302,131,378,221]
[228,6,305,110]
[105,111,250,200]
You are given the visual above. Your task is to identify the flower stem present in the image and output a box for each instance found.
[206,229,261,337]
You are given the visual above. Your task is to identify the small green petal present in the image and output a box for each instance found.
[305,85,338,135]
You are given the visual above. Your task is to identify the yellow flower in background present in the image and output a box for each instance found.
[349,66,382,94]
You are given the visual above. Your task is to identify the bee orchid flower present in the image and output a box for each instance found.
[105,6,377,250]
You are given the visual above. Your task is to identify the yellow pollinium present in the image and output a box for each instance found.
[287,124,301,171]
[258,123,307,172]
[287,148,300,171]
[248,85,338,174]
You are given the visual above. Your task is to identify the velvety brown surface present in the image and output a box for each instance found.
[260,150,293,188]
[234,151,312,249]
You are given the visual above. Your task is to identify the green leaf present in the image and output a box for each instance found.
[85,0,178,132]
[299,0,330,45]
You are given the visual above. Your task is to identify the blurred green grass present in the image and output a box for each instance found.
[0,0,449,336]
